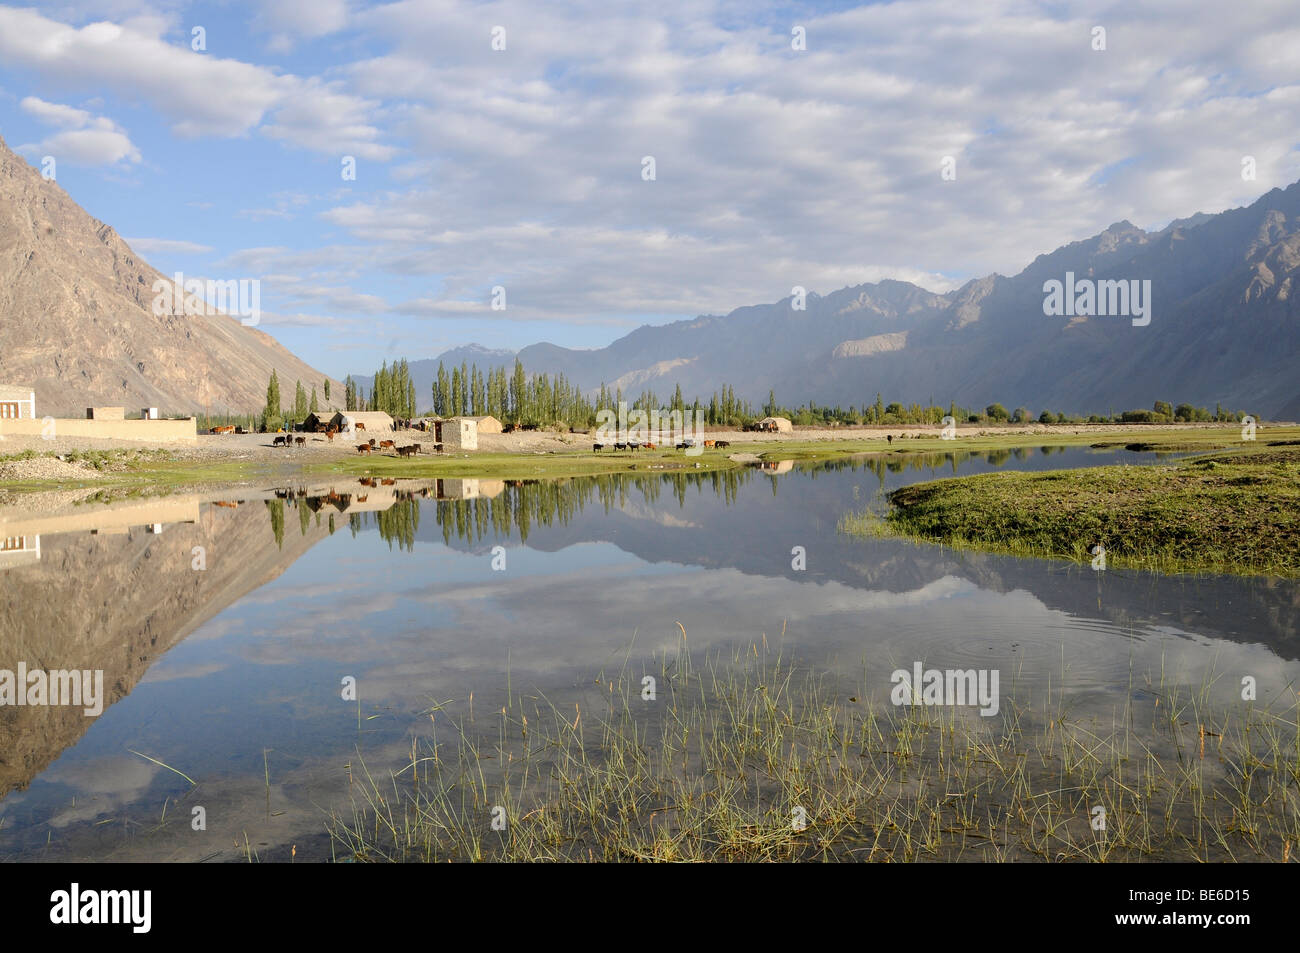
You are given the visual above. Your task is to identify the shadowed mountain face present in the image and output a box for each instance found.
[0,135,341,416]
[409,182,1300,417]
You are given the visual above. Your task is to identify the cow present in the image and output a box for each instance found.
[593,443,605,452]
[356,444,372,455]
[381,478,396,486]
[360,477,376,487]
[643,443,656,450]
[887,434,893,444]
[211,425,236,435]
[294,436,306,447]
[368,438,376,447]
[325,430,335,442]
[272,435,288,447]
[379,440,395,449]
[397,445,419,457]
[714,440,731,449]
[704,440,716,448]
[356,422,366,432]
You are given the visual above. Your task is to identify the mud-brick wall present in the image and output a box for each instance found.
[0,417,198,444]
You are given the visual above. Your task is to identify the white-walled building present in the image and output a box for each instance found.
[0,385,36,419]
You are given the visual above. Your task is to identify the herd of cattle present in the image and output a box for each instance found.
[351,438,429,457]
[592,438,732,452]
[262,428,434,457]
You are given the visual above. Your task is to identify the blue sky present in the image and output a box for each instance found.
[0,0,1296,380]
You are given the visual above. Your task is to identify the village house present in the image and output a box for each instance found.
[442,417,478,450]
[0,384,36,420]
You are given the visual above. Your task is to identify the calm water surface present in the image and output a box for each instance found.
[1,446,1296,860]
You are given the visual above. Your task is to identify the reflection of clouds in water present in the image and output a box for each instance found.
[41,756,158,828]
[206,544,1300,725]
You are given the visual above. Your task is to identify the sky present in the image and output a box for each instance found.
[0,0,1297,380]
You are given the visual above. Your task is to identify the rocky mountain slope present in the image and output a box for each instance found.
[0,134,341,416]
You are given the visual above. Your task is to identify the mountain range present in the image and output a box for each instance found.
[4,120,1293,421]
[0,134,341,417]
[373,182,1300,419]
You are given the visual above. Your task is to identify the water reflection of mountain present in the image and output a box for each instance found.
[0,492,329,798]
[408,454,1300,661]
[3,452,1294,799]
[0,477,500,799]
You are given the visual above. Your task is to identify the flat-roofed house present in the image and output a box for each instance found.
[443,417,478,451]
[0,385,36,420]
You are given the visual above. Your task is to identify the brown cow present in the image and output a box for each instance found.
[325,430,335,442]
[360,477,376,487]
[704,439,716,448]
[381,478,396,486]
[369,438,376,447]
[356,422,366,432]
[356,444,372,455]
[294,436,306,447]
[379,440,395,449]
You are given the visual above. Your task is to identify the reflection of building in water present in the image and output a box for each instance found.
[760,460,795,474]
[1,498,199,538]
[434,478,504,500]
[0,534,40,566]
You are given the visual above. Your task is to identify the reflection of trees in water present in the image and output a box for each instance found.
[265,499,285,549]
[424,469,758,546]
[376,498,420,552]
[269,445,1068,550]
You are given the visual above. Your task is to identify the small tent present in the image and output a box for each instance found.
[757,416,793,433]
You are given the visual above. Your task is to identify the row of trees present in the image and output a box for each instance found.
[260,370,331,432]
[344,360,417,419]
[255,364,1254,433]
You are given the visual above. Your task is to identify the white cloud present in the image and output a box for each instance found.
[254,0,351,52]
[0,7,390,157]
[123,237,214,255]
[18,94,140,165]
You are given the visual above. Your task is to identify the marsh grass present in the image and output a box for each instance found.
[326,642,1300,862]
[845,444,1300,577]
